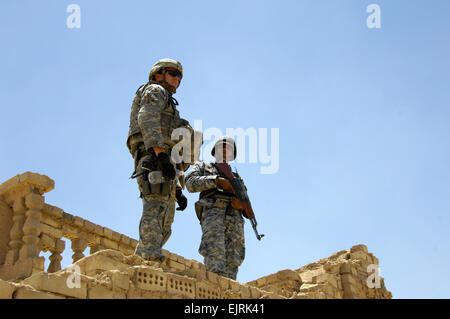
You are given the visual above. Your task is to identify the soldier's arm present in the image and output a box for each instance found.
[185,162,218,193]
[137,85,169,151]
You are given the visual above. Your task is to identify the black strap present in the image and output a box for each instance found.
[170,96,179,106]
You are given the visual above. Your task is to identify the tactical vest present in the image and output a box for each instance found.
[127,82,185,157]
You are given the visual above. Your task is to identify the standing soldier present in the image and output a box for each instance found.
[185,137,246,280]
[127,58,192,262]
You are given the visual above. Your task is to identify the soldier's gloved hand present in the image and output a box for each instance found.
[157,152,176,180]
[175,189,187,211]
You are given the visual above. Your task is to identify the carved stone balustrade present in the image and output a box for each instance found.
[0,172,54,280]
[0,172,137,281]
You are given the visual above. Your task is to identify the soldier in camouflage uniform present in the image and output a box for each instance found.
[185,137,246,280]
[127,58,192,262]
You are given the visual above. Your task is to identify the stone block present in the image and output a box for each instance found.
[100,237,119,250]
[265,274,279,285]
[77,251,129,276]
[276,269,301,282]
[132,266,167,292]
[44,205,64,218]
[22,272,87,299]
[72,216,84,228]
[40,212,61,228]
[25,193,44,210]
[84,232,99,246]
[350,250,370,262]
[62,212,74,222]
[323,261,341,274]
[126,284,141,299]
[166,258,186,271]
[103,227,114,239]
[229,279,241,293]
[256,276,267,287]
[180,268,207,281]
[206,271,219,284]
[249,286,262,299]
[196,280,221,299]
[239,285,251,298]
[0,199,13,265]
[111,231,122,242]
[217,276,231,290]
[313,273,339,289]
[0,175,20,196]
[0,279,16,299]
[329,249,349,260]
[293,292,312,299]
[341,274,359,287]
[18,172,54,193]
[274,279,301,292]
[118,245,134,256]
[184,259,193,269]
[176,255,186,263]
[82,220,95,233]
[88,284,114,299]
[166,273,196,298]
[260,291,285,299]
[190,260,205,270]
[299,283,325,293]
[14,286,66,299]
[368,253,379,265]
[339,262,353,275]
[110,270,130,291]
[61,223,78,239]
[350,244,368,254]
[222,290,242,299]
[40,233,56,251]
[342,282,361,299]
[119,234,131,246]
[298,268,326,283]
[39,223,63,240]
[263,285,283,296]
[130,239,138,249]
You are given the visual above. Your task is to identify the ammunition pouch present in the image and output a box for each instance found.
[194,192,236,221]
[134,144,173,198]
[142,177,172,197]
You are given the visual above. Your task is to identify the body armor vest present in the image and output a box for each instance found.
[127,82,184,155]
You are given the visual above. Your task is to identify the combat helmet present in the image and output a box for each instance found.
[149,58,183,82]
[211,136,237,160]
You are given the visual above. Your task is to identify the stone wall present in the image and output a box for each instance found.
[0,198,14,265]
[0,172,392,299]
[247,244,392,299]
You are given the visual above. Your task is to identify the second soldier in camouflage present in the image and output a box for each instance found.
[185,137,246,280]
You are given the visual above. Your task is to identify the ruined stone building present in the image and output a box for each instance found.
[0,172,392,299]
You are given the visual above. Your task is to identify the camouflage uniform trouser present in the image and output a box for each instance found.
[199,202,245,280]
[134,155,177,262]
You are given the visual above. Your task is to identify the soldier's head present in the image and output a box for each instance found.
[212,136,236,163]
[149,58,183,94]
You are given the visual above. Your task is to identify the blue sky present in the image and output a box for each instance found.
[1,1,449,298]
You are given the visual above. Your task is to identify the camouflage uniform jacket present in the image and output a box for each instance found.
[127,81,191,158]
[185,161,247,220]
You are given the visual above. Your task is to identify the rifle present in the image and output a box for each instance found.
[216,162,265,241]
